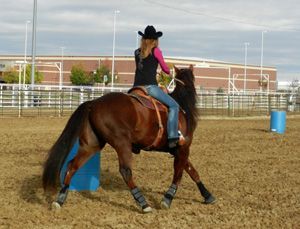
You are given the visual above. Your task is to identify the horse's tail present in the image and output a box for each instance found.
[42,101,91,192]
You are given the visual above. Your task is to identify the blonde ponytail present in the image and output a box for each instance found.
[140,39,158,58]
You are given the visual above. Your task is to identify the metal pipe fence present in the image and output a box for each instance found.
[197,92,300,116]
[0,84,299,117]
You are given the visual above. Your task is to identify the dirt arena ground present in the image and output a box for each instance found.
[0,116,299,228]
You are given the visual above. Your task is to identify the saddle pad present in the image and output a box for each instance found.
[129,93,167,112]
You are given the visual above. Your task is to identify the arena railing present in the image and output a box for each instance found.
[0,84,299,117]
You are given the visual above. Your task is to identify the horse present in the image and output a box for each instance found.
[42,65,216,213]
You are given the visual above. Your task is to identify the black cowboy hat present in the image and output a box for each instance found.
[138,25,163,39]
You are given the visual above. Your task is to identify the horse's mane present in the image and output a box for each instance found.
[170,68,198,133]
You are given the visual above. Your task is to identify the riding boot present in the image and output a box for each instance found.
[168,131,186,148]
[168,138,179,148]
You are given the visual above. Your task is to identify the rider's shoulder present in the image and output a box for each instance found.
[135,48,141,55]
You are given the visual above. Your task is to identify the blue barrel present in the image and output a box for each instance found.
[270,111,286,134]
[60,139,100,191]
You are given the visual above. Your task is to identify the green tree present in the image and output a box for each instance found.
[94,65,111,86]
[25,65,43,84]
[3,65,43,84]
[70,64,93,85]
[3,67,19,83]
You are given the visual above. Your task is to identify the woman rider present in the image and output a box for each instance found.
[133,25,185,148]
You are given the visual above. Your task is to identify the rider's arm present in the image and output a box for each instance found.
[154,47,170,74]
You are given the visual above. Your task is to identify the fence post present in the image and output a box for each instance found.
[80,87,84,104]
[0,85,2,108]
[227,94,231,117]
[285,94,289,112]
[232,94,235,117]
[61,90,64,116]
[268,94,271,115]
[18,87,22,118]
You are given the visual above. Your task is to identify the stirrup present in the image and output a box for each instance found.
[168,131,186,148]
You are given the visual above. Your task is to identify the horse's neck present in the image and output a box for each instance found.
[170,87,185,107]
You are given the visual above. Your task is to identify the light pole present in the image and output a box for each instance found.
[111,10,120,88]
[23,20,31,86]
[60,47,65,89]
[260,30,267,91]
[243,42,249,94]
[31,0,37,88]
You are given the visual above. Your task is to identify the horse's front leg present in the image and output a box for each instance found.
[185,160,216,204]
[160,147,188,209]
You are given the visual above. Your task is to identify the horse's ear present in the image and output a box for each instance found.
[189,64,194,72]
[174,65,180,74]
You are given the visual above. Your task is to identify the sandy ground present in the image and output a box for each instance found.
[0,116,299,228]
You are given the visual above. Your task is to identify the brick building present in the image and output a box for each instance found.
[0,55,277,92]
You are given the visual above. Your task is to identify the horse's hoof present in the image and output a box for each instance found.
[51,201,62,210]
[142,206,152,213]
[204,195,216,204]
[160,200,170,210]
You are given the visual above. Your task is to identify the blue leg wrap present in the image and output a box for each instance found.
[162,184,177,207]
[131,187,148,209]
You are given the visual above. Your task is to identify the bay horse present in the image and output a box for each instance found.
[42,65,215,213]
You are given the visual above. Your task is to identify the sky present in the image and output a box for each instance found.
[1,0,299,82]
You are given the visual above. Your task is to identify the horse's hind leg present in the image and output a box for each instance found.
[114,142,152,213]
[52,145,101,209]
[53,132,104,209]
[185,160,216,204]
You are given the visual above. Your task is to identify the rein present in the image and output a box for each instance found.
[174,78,185,86]
[167,78,185,90]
